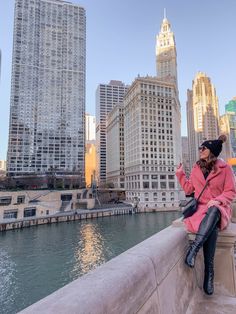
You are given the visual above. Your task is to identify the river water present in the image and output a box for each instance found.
[0,211,181,313]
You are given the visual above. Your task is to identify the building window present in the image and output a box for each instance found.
[17,195,25,204]
[143,182,149,189]
[152,182,158,189]
[144,192,149,201]
[0,197,12,206]
[160,182,166,189]
[61,194,72,201]
[24,207,36,217]
[3,210,18,219]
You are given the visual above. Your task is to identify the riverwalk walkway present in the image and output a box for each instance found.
[0,205,181,232]
[0,205,133,231]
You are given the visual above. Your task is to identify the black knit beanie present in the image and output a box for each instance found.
[201,135,227,157]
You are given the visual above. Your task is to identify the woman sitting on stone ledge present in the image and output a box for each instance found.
[176,135,236,295]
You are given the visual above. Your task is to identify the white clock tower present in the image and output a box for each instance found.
[156,11,178,90]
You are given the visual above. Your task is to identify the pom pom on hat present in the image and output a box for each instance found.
[218,134,227,143]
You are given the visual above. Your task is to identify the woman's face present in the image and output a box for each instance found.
[199,146,211,160]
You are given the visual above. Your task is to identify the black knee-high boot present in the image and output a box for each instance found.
[185,206,221,268]
[203,227,218,295]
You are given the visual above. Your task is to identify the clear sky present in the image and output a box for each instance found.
[0,0,236,160]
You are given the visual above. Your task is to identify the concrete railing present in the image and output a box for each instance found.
[232,200,236,223]
[20,222,236,314]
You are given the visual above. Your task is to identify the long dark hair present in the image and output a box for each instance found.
[196,152,217,174]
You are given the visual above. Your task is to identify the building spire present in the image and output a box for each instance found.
[164,8,166,20]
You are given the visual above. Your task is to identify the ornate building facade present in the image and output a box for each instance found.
[124,76,181,208]
[187,73,219,168]
[156,14,178,88]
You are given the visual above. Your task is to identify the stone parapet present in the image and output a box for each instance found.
[19,221,236,314]
[20,225,197,314]
[174,218,236,297]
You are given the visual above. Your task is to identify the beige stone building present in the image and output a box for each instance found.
[0,189,95,222]
[123,14,181,209]
[85,143,96,187]
[124,76,181,209]
[187,72,219,167]
[106,104,125,189]
[85,114,96,187]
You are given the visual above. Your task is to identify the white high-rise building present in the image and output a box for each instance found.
[187,73,219,167]
[156,12,178,89]
[123,15,181,209]
[106,104,125,189]
[7,0,86,178]
[96,80,129,185]
[85,114,96,142]
[124,76,181,209]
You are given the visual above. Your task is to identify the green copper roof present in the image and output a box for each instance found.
[226,99,236,113]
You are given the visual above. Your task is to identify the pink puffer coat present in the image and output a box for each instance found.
[176,159,236,233]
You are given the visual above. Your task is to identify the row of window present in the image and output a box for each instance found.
[0,196,25,206]
[3,207,36,219]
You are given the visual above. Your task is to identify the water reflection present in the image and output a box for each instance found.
[0,250,18,311]
[73,223,106,276]
[0,211,181,314]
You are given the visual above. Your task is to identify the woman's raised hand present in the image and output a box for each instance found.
[176,163,183,173]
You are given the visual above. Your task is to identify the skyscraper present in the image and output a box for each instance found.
[7,0,86,179]
[85,114,96,187]
[156,13,178,89]
[226,97,236,113]
[123,15,181,209]
[85,114,96,142]
[186,89,197,166]
[124,76,181,209]
[181,136,190,176]
[187,73,219,167]
[219,97,236,161]
[96,80,129,185]
[106,104,125,189]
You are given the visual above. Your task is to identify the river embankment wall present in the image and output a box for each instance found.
[19,221,236,314]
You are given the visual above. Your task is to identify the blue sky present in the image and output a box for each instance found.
[0,0,236,160]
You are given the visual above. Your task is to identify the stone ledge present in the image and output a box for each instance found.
[172,219,236,297]
[186,288,236,314]
[172,218,236,241]
[19,225,195,314]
